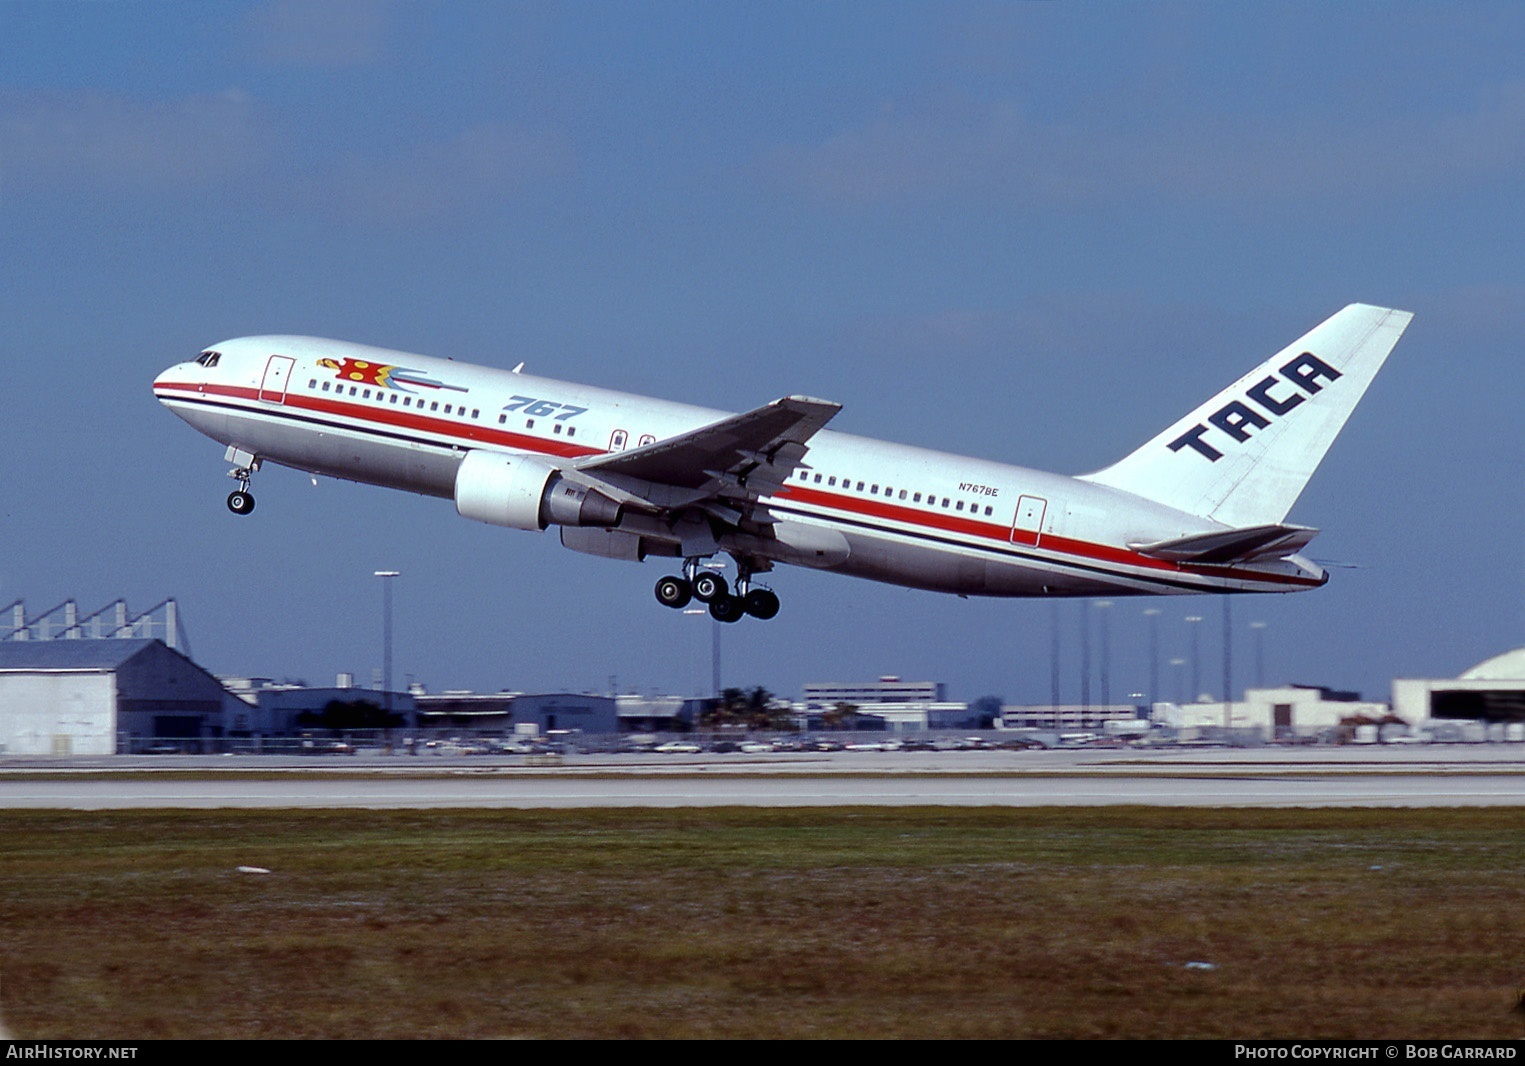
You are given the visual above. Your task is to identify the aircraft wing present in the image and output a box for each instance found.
[567,395,841,514]
[1131,524,1320,564]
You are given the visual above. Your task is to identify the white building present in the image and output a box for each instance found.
[1155,686,1388,740]
[0,639,234,755]
[1393,648,1525,736]
[802,676,946,712]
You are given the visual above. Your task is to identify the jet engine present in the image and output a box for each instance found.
[454,449,624,531]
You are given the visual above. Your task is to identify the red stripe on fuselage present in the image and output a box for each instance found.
[774,487,1318,589]
[154,380,602,460]
[155,380,1320,589]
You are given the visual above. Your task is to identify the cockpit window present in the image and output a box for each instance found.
[195,351,221,368]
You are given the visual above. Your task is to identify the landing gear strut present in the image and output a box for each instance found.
[225,450,260,516]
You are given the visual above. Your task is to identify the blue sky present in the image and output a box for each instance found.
[1,1,1520,706]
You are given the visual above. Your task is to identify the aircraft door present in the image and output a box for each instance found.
[259,355,296,403]
[609,429,628,452]
[1010,495,1047,546]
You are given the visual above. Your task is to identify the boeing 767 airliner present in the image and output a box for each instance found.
[154,303,1411,622]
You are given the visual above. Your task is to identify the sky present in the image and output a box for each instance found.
[1,1,1520,707]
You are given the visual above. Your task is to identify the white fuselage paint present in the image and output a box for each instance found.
[153,336,1325,599]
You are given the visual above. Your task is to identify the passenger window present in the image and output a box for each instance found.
[567,426,575,437]
[984,505,993,516]
[956,501,965,511]
[472,409,479,418]
[390,394,399,404]
[913,493,921,503]
[553,423,563,434]
[363,389,372,399]
[856,481,864,492]
[307,379,317,388]
[498,414,506,424]
[900,490,908,500]
[814,473,822,484]
[322,382,330,392]
[526,419,535,429]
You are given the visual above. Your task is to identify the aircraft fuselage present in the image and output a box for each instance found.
[154,333,1331,603]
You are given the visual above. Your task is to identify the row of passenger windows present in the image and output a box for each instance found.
[498,413,577,437]
[792,467,996,517]
[297,373,985,513]
[305,377,589,438]
[309,378,483,421]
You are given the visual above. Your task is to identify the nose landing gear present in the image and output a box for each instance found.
[225,448,261,517]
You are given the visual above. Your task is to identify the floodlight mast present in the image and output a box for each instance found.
[374,571,400,718]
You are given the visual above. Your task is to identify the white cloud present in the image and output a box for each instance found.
[0,88,569,225]
[311,122,574,225]
[244,0,391,68]
[763,86,1525,208]
[0,88,275,193]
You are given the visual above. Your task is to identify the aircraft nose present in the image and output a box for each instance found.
[153,360,196,399]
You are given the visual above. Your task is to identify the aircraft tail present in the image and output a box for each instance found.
[1079,304,1412,527]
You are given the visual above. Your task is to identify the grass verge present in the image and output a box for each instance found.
[2,807,1523,1038]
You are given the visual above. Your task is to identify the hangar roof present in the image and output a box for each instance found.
[1460,648,1525,681]
[0,638,160,672]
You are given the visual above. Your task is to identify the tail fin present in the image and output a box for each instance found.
[1079,303,1412,527]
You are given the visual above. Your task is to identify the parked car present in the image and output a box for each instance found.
[654,741,701,754]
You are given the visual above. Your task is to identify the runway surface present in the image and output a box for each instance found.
[2,746,1522,808]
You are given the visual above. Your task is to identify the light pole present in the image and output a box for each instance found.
[374,571,400,721]
[1143,608,1162,709]
[1184,615,1203,703]
[1094,600,1113,710]
[1221,595,1233,731]
[1168,658,1187,704]
[1078,601,1090,714]
[683,606,721,699]
[1049,599,1061,711]
[1250,621,1268,689]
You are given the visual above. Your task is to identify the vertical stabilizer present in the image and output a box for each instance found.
[1079,303,1412,527]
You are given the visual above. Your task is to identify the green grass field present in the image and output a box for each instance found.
[2,807,1522,1039]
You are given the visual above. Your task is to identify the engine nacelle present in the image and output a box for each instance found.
[454,449,624,531]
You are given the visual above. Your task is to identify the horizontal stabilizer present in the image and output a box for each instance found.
[1131,524,1319,564]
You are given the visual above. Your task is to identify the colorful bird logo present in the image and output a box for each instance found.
[317,358,466,393]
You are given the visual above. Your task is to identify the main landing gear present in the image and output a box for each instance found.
[654,558,781,623]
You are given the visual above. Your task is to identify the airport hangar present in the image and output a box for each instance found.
[0,638,237,756]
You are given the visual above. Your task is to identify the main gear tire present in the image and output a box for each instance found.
[655,575,692,609]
